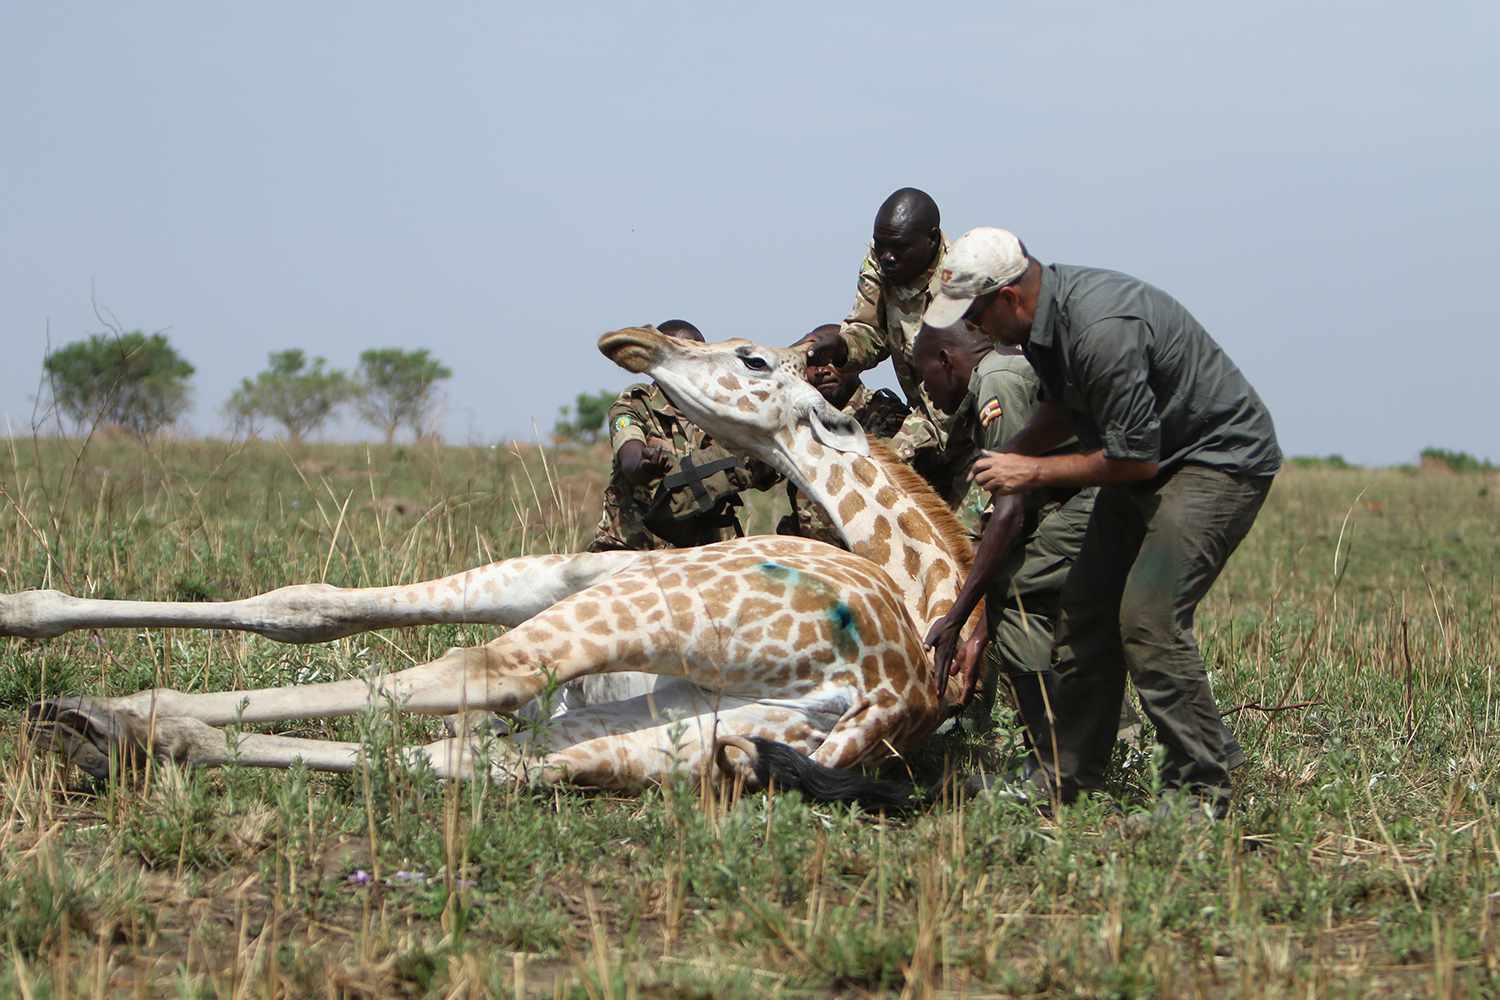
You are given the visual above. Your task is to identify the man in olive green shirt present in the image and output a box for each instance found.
[588,320,774,552]
[807,188,973,504]
[914,323,1095,782]
[926,228,1280,818]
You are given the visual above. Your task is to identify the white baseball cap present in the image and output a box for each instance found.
[922,227,1029,328]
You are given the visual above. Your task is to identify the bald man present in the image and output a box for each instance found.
[913,322,1096,788]
[809,188,972,505]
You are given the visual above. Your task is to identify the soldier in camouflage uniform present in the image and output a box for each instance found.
[806,187,972,507]
[588,321,775,553]
[775,325,909,547]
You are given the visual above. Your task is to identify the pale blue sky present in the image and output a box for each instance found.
[3,1,1496,463]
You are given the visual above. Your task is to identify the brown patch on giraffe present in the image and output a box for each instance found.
[896,509,935,544]
[629,593,656,611]
[574,600,601,621]
[703,577,738,608]
[736,398,756,413]
[666,592,695,618]
[865,517,891,566]
[851,457,877,487]
[903,543,922,580]
[837,492,866,522]
[766,614,795,642]
[717,374,741,390]
[805,439,825,459]
[922,560,953,593]
[789,587,823,615]
[874,486,899,508]
[795,620,819,648]
[879,649,911,690]
[824,463,844,495]
[739,596,778,621]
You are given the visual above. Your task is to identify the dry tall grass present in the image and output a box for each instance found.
[1,436,1497,996]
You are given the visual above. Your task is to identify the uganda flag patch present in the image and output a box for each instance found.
[979,397,1003,428]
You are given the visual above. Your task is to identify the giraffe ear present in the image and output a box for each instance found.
[808,400,870,456]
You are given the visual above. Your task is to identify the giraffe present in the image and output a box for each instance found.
[9,326,982,801]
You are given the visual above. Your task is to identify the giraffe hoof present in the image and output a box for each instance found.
[26,697,139,781]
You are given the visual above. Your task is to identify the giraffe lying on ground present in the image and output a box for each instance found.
[7,326,980,802]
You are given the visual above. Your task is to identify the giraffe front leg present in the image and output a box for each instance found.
[0,551,641,642]
[26,635,553,760]
[27,703,534,782]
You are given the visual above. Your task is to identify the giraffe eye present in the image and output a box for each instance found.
[740,355,770,372]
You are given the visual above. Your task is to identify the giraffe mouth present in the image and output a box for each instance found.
[597,326,665,374]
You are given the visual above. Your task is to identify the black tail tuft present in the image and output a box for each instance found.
[743,737,928,812]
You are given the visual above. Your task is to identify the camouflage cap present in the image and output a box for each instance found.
[922,227,1028,328]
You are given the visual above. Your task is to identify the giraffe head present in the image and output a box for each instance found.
[599,325,868,490]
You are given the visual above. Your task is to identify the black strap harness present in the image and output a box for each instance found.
[661,453,745,512]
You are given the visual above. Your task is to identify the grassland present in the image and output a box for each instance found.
[0,433,1497,997]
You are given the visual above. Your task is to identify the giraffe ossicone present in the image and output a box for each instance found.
[7,326,982,804]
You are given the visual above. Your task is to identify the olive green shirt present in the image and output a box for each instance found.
[1024,263,1282,477]
[950,349,1078,529]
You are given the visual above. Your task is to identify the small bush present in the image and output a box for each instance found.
[1419,447,1495,473]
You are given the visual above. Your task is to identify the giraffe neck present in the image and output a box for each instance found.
[779,426,970,631]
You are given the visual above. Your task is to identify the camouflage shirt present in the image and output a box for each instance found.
[837,235,973,494]
[776,384,909,547]
[588,383,772,552]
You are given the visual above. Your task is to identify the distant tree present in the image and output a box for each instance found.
[1420,447,1495,473]
[353,348,453,444]
[226,350,352,443]
[43,331,194,436]
[554,389,617,444]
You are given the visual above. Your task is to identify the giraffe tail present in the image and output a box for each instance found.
[714,736,928,812]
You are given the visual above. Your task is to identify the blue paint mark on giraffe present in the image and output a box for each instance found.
[828,601,858,640]
[758,561,861,656]
[758,561,796,581]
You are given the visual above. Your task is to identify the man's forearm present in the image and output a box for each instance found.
[947,494,1025,627]
[839,323,888,374]
[1010,449,1157,490]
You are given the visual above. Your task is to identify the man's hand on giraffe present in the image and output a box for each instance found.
[923,613,963,699]
[953,628,988,707]
[804,326,848,370]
